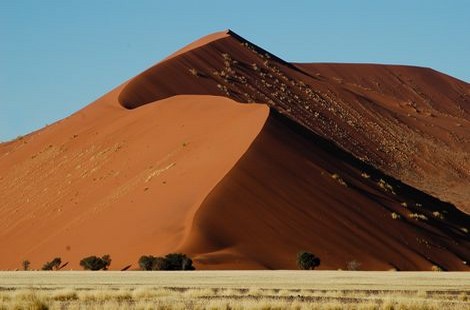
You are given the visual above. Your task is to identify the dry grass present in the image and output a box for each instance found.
[0,271,469,309]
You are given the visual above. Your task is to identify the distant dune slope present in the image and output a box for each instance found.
[181,111,470,271]
[119,30,470,213]
[0,30,469,270]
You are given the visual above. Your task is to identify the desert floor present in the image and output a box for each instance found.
[0,271,469,309]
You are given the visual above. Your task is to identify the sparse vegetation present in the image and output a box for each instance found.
[138,255,157,271]
[296,251,320,270]
[391,212,401,220]
[378,179,394,193]
[432,211,445,220]
[331,173,347,187]
[347,260,361,271]
[21,260,30,271]
[1,271,468,309]
[79,255,111,271]
[164,253,195,270]
[432,265,443,272]
[41,257,61,271]
[138,253,195,271]
[188,68,199,76]
[409,213,428,221]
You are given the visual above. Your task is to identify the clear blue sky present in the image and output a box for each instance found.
[1,1,469,141]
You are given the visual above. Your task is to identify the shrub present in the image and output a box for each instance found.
[138,255,156,271]
[188,68,199,76]
[296,251,320,270]
[80,255,111,270]
[409,213,428,221]
[164,253,195,270]
[331,174,347,187]
[22,260,30,271]
[431,265,443,272]
[138,253,195,271]
[347,260,361,271]
[42,257,61,271]
[153,257,171,270]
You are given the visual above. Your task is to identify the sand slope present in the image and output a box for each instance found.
[1,30,469,270]
[119,30,470,213]
[182,111,470,270]
[0,94,268,270]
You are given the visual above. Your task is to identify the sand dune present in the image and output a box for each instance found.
[1,30,469,270]
[0,95,268,270]
[119,30,470,213]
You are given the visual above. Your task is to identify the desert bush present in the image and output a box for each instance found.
[138,255,156,271]
[431,265,443,272]
[409,213,428,221]
[138,253,195,271]
[331,173,347,187]
[153,257,171,270]
[80,255,111,270]
[296,251,320,270]
[346,260,361,271]
[432,211,444,219]
[22,260,30,271]
[42,257,61,271]
[164,253,195,270]
[188,68,199,76]
[138,255,169,270]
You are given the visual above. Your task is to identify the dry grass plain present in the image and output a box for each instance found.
[0,271,469,309]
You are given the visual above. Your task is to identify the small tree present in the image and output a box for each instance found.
[164,253,195,270]
[138,253,195,270]
[80,255,111,271]
[153,257,170,270]
[22,260,30,271]
[296,251,320,270]
[101,255,112,270]
[42,257,61,271]
[138,255,156,271]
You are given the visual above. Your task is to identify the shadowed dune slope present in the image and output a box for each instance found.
[119,30,470,213]
[182,111,470,271]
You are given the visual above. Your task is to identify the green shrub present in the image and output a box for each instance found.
[296,251,320,270]
[80,255,111,270]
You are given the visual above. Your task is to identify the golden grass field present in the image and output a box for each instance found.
[0,271,469,309]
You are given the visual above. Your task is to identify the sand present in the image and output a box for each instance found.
[1,30,469,270]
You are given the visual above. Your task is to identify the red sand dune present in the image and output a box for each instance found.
[1,30,469,270]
